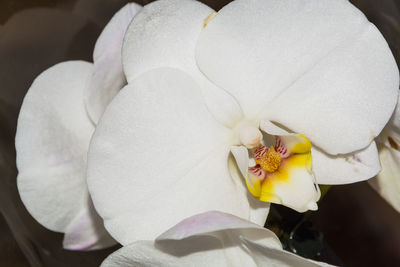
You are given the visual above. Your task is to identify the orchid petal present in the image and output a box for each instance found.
[313,142,381,185]
[231,145,249,178]
[122,0,212,81]
[156,211,281,267]
[157,211,281,248]
[15,61,116,249]
[102,210,280,267]
[87,68,263,245]
[246,133,319,212]
[369,96,400,212]
[122,0,243,127]
[16,61,94,232]
[85,3,142,124]
[260,120,292,136]
[101,240,232,267]
[102,211,331,267]
[197,0,399,154]
[63,202,115,250]
[275,134,312,158]
[242,238,334,267]
[369,142,400,213]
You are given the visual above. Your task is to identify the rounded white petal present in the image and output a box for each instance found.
[122,0,243,127]
[313,142,381,185]
[85,3,142,124]
[16,61,94,232]
[122,0,212,82]
[197,0,399,154]
[87,68,262,245]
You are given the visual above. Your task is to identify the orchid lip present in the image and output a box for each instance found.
[233,130,320,212]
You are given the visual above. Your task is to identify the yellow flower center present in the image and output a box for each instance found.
[255,146,281,173]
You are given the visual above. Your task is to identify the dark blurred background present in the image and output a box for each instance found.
[0,0,399,266]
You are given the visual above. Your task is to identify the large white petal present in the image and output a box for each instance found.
[197,0,399,154]
[122,0,243,127]
[87,68,264,245]
[85,3,142,124]
[313,142,381,185]
[16,61,94,232]
[102,211,331,267]
[122,0,212,81]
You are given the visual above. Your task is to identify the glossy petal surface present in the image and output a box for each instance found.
[123,0,212,81]
[16,61,93,232]
[85,3,142,124]
[15,61,115,250]
[122,0,243,127]
[197,0,399,154]
[313,142,381,185]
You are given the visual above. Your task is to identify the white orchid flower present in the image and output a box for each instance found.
[369,91,400,212]
[87,0,399,245]
[15,3,142,250]
[101,211,333,267]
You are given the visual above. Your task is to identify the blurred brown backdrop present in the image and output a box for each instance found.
[0,0,399,266]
